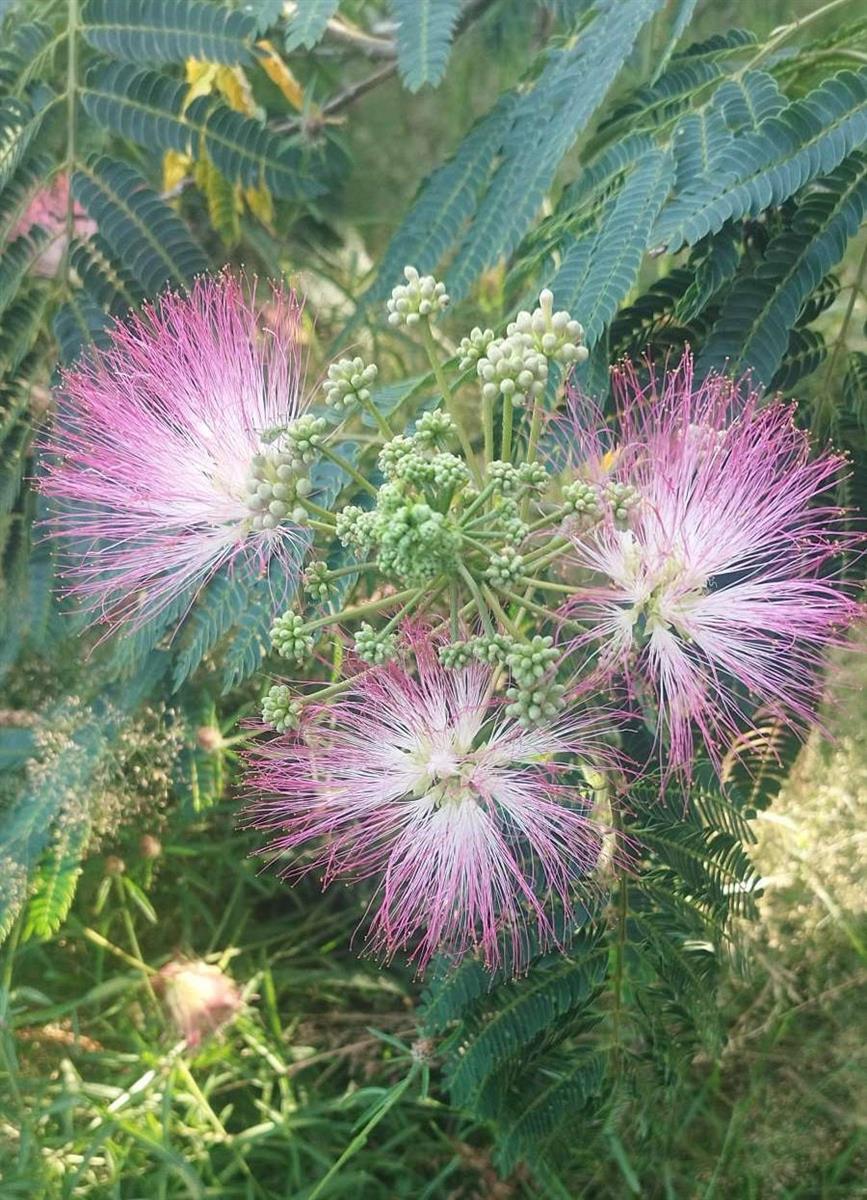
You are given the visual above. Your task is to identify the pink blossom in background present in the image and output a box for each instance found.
[12,173,97,276]
[560,353,861,771]
[41,273,310,632]
[245,630,616,973]
[155,959,242,1048]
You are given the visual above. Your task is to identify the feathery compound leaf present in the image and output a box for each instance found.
[0,153,53,244]
[360,94,518,312]
[444,939,608,1107]
[447,0,667,299]
[0,21,56,94]
[0,230,49,322]
[284,0,340,52]
[172,565,261,689]
[82,62,316,199]
[0,94,53,193]
[391,0,461,92]
[713,70,786,133]
[655,68,867,252]
[71,156,208,297]
[552,149,673,345]
[81,0,256,65]
[700,154,867,384]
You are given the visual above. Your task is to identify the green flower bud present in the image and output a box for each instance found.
[476,333,548,405]
[303,560,335,603]
[378,435,417,480]
[562,479,604,524]
[471,633,514,664]
[354,622,398,665]
[271,612,314,664]
[438,640,476,669]
[506,677,566,726]
[485,549,525,587]
[414,408,457,447]
[457,326,495,372]
[323,356,379,411]
[335,505,377,554]
[603,480,641,525]
[517,462,549,490]
[285,415,328,466]
[386,265,449,327]
[488,460,521,494]
[507,289,589,367]
[262,685,303,733]
[506,635,559,687]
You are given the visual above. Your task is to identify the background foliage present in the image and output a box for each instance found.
[1,0,865,1196]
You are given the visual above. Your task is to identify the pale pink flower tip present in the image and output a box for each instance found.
[12,173,97,277]
[155,958,243,1047]
[41,273,310,632]
[245,632,616,974]
[561,352,861,770]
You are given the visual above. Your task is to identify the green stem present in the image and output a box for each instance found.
[300,497,338,524]
[420,321,479,475]
[457,564,494,636]
[500,395,514,463]
[304,587,420,632]
[481,584,521,637]
[501,587,577,629]
[379,586,431,636]
[530,577,577,595]
[741,0,859,73]
[319,445,378,497]
[360,395,393,439]
[460,480,497,523]
[523,535,571,570]
[525,506,568,535]
[326,560,378,579]
[483,391,494,467]
[449,583,460,640]
[521,399,544,520]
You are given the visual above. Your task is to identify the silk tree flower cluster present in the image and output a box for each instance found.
[41,268,861,973]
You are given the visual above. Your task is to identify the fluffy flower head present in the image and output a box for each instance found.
[41,273,310,630]
[245,631,615,973]
[561,354,860,768]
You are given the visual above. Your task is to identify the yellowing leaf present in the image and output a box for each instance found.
[163,149,192,194]
[184,59,220,108]
[256,39,304,110]
[216,65,258,117]
[244,183,274,227]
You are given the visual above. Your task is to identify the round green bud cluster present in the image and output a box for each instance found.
[506,677,566,727]
[335,505,377,555]
[244,446,308,530]
[485,549,525,587]
[499,506,529,545]
[285,415,328,466]
[303,560,335,603]
[506,635,559,687]
[476,332,548,405]
[438,640,476,669]
[271,611,314,664]
[457,326,495,372]
[354,622,398,665]
[472,632,515,664]
[604,480,641,524]
[378,435,416,480]
[262,685,302,734]
[507,289,589,367]
[386,265,449,327]
[517,462,549,491]
[488,459,521,494]
[414,408,456,447]
[563,479,604,524]
[323,357,378,411]
[377,502,462,585]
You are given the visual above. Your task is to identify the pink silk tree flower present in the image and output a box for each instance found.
[558,353,860,772]
[245,632,616,973]
[12,173,97,277]
[41,274,310,631]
